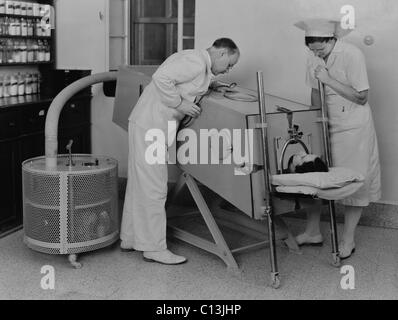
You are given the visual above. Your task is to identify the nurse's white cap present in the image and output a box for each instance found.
[294,18,353,38]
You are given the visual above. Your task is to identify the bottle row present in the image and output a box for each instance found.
[0,17,51,37]
[0,72,41,98]
[0,1,52,18]
[0,39,51,64]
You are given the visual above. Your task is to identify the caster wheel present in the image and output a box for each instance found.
[271,274,281,289]
[332,255,341,267]
[68,254,83,269]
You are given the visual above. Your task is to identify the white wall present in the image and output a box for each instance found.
[196,0,398,204]
[56,0,129,177]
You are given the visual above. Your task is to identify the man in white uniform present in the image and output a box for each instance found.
[294,19,381,259]
[120,38,240,264]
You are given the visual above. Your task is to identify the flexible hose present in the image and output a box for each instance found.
[45,71,118,169]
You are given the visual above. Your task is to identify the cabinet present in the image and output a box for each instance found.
[0,0,55,66]
[0,95,92,235]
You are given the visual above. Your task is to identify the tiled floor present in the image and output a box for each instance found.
[1,216,397,300]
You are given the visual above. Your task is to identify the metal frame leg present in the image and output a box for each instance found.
[167,173,240,272]
[328,200,341,267]
[264,206,281,288]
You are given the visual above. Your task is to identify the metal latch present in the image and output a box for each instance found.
[66,140,75,167]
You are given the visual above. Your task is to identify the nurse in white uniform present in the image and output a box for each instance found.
[120,38,240,265]
[294,19,381,259]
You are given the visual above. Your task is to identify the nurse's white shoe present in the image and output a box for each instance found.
[295,232,324,246]
[339,241,356,260]
[143,249,187,265]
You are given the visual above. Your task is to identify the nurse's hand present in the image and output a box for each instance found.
[314,65,331,84]
[177,100,202,118]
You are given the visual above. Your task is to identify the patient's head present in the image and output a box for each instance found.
[287,152,328,173]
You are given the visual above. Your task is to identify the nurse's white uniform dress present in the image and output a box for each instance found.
[306,40,381,206]
[121,49,214,251]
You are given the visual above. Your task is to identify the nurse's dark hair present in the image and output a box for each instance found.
[305,36,336,47]
[212,38,239,54]
[287,155,329,173]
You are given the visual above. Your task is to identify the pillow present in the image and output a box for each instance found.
[275,182,364,200]
[272,167,364,189]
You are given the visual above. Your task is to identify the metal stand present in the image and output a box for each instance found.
[167,172,288,274]
[318,80,341,267]
[167,173,240,272]
[256,71,280,288]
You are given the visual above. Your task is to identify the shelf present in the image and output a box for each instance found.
[0,13,47,20]
[0,94,54,110]
[0,61,54,66]
[0,35,52,40]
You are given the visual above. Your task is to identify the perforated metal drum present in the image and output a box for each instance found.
[22,154,119,256]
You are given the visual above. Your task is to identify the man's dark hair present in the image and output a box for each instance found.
[305,36,336,47]
[212,38,239,54]
[287,155,329,173]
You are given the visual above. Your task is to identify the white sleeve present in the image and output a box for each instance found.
[152,54,205,108]
[345,47,370,92]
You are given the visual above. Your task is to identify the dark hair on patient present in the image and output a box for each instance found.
[212,38,239,54]
[305,36,336,47]
[287,155,329,173]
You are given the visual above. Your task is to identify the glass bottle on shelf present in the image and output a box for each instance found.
[2,40,7,63]
[5,0,13,15]
[18,73,25,96]
[27,40,34,62]
[9,73,18,96]
[20,39,27,62]
[6,39,13,63]
[12,40,20,63]
[27,3,33,16]
[0,0,5,14]
[3,17,9,36]
[0,18,3,35]
[32,3,40,17]
[27,19,33,36]
[36,40,43,61]
[21,18,28,36]
[13,1,20,15]
[21,2,27,16]
[15,18,21,36]
[8,18,15,36]
[0,41,3,64]
[45,41,50,61]
[32,73,38,94]
[32,40,39,62]
[0,76,4,98]
[35,18,42,36]
[3,74,10,97]
[37,72,41,94]
[25,73,32,95]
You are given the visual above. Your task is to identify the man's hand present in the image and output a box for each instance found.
[177,100,202,118]
[314,65,331,84]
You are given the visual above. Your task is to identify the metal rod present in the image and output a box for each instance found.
[177,0,184,52]
[318,80,333,167]
[256,71,278,278]
[317,80,339,260]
